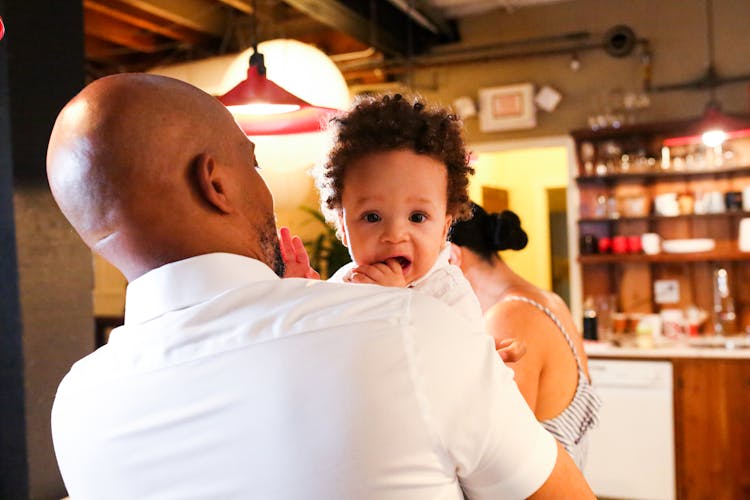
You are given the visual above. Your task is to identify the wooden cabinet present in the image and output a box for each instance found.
[589,354,750,500]
[572,121,750,333]
[672,357,750,499]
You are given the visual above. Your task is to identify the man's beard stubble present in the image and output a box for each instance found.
[259,214,285,277]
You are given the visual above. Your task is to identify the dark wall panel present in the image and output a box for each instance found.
[0,2,29,498]
[1,1,94,498]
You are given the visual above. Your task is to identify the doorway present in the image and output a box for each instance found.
[467,136,581,319]
[548,187,570,305]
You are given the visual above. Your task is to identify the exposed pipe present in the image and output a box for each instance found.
[337,33,648,76]
[427,31,590,57]
[385,0,440,34]
[647,0,750,93]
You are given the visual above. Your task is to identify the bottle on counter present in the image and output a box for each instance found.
[712,267,736,336]
[583,297,598,341]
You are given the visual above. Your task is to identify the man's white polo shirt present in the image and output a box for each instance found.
[52,253,556,500]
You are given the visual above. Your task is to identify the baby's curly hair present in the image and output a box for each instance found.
[313,93,474,228]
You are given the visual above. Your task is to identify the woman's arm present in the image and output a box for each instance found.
[484,301,546,412]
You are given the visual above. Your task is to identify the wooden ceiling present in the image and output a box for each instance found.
[82,0,462,84]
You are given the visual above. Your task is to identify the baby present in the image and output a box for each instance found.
[281,93,483,326]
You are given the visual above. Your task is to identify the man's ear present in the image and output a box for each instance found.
[449,242,463,266]
[194,153,234,214]
[336,210,349,247]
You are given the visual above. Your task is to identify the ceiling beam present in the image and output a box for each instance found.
[115,0,228,36]
[84,8,165,53]
[294,28,370,56]
[85,36,129,59]
[281,0,406,56]
[215,0,253,15]
[85,0,213,45]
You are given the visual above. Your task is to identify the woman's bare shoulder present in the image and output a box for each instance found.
[485,289,554,340]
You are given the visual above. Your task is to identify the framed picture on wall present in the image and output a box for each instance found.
[478,83,536,132]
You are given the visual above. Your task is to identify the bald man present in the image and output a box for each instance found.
[47,74,593,500]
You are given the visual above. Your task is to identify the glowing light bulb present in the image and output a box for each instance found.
[702,129,727,148]
[227,103,301,115]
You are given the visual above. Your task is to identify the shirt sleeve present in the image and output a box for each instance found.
[404,293,557,499]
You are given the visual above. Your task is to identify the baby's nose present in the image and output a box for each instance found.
[381,220,409,243]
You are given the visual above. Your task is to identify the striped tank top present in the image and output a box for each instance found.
[503,295,602,469]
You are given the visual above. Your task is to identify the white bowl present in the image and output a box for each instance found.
[661,238,715,253]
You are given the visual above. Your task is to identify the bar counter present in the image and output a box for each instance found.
[584,338,750,359]
[582,337,750,500]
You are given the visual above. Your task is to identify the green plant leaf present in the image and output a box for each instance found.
[299,205,350,278]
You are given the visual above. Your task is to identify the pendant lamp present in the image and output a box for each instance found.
[695,99,750,148]
[0,16,5,41]
[216,0,340,135]
[218,47,341,135]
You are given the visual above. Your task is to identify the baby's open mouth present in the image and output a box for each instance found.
[391,256,411,269]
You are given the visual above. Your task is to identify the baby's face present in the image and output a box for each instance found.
[337,149,452,285]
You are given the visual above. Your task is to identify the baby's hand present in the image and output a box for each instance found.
[496,338,527,363]
[345,259,407,287]
[279,227,320,279]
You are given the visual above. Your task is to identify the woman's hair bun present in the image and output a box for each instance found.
[491,210,528,251]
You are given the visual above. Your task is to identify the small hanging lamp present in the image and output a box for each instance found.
[217,47,340,135]
[0,16,6,41]
[216,0,340,135]
[695,99,750,147]
[662,101,750,148]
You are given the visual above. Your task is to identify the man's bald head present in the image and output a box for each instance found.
[47,73,283,280]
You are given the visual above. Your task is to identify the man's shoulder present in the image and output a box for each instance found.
[54,344,114,403]
[277,279,469,329]
[404,288,484,339]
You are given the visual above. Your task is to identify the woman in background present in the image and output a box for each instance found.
[449,202,601,469]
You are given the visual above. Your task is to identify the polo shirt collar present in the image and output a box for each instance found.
[124,253,279,325]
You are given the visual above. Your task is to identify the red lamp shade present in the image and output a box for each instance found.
[0,16,5,41]
[663,101,750,147]
[217,64,340,135]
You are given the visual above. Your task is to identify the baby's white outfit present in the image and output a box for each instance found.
[329,243,484,329]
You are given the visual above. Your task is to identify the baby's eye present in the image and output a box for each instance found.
[363,213,381,223]
[410,213,428,223]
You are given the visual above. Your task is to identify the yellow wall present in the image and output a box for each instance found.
[470,146,569,290]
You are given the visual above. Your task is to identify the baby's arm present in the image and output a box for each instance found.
[345,259,407,287]
[278,227,320,279]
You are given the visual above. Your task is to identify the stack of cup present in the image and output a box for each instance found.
[641,233,661,255]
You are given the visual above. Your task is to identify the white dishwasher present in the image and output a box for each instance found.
[584,359,675,500]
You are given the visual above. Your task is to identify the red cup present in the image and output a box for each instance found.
[627,235,642,253]
[598,237,612,253]
[612,236,628,254]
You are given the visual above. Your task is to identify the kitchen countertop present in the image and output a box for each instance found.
[584,337,750,359]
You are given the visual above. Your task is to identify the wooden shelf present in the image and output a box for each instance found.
[575,164,750,185]
[578,211,750,224]
[572,119,750,328]
[570,118,698,141]
[579,247,750,264]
